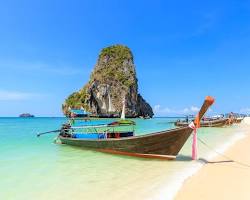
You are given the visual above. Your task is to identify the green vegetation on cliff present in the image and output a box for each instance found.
[91,45,136,88]
[98,45,133,62]
[63,44,153,117]
[63,89,89,112]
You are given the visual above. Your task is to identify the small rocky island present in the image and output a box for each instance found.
[62,45,154,118]
[19,113,35,117]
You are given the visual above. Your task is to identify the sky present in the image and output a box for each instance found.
[0,0,250,117]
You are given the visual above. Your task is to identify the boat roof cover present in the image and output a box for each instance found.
[108,120,136,126]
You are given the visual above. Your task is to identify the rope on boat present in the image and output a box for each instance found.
[197,136,250,168]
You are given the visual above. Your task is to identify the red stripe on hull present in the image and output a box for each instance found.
[98,149,176,160]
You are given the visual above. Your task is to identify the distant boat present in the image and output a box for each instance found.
[225,112,245,124]
[68,108,90,118]
[19,113,35,118]
[234,117,244,123]
[175,118,229,128]
[139,115,151,119]
[56,96,214,159]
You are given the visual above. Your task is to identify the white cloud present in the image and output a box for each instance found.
[182,108,189,113]
[153,105,172,114]
[153,105,200,116]
[0,90,42,101]
[0,60,87,76]
[240,108,250,114]
[190,106,199,112]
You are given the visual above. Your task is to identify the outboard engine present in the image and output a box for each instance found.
[60,123,71,137]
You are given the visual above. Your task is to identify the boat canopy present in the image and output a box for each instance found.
[108,120,136,126]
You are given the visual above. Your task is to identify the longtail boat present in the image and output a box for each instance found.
[225,113,245,124]
[174,118,229,128]
[56,96,214,159]
[234,117,244,124]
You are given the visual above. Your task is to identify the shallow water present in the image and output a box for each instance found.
[0,117,245,200]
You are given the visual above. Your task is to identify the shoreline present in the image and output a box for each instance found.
[159,123,246,200]
[174,119,250,200]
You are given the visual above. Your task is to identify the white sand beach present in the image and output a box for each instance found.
[175,117,250,200]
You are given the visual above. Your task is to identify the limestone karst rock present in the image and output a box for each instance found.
[62,45,154,118]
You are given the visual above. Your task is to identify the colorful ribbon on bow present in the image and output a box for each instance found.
[188,96,214,160]
[189,114,200,160]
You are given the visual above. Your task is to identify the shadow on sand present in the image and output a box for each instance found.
[175,154,193,161]
[198,158,234,164]
[176,155,234,164]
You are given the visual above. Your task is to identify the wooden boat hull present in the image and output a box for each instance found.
[175,118,229,128]
[59,127,193,159]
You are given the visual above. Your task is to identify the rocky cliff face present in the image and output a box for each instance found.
[62,45,154,118]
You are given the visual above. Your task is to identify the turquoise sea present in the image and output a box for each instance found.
[0,117,247,200]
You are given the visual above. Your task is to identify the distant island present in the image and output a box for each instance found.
[19,113,35,118]
[62,44,154,118]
